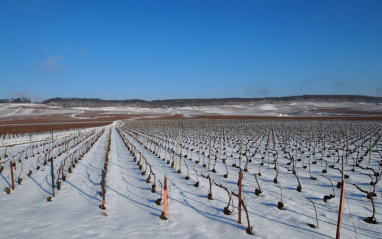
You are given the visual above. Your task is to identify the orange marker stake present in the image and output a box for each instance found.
[164,177,167,218]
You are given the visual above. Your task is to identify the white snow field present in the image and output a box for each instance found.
[61,102,382,117]
[1,101,382,120]
[0,119,381,239]
[0,104,78,118]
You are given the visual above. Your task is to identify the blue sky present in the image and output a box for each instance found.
[1,0,381,101]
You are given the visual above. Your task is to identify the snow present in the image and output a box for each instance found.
[259,104,277,111]
[1,124,245,238]
[0,119,381,239]
[1,102,382,119]
[19,108,34,115]
[0,127,101,147]
[0,106,21,118]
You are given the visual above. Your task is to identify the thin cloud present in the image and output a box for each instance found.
[37,55,63,72]
[77,48,88,56]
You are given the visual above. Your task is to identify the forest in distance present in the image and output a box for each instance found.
[42,95,382,108]
[2,95,382,108]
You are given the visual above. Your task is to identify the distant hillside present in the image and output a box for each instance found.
[42,95,382,108]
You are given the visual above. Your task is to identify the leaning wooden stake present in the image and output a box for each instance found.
[51,157,55,197]
[336,181,346,238]
[336,153,346,239]
[238,171,242,224]
[10,160,15,190]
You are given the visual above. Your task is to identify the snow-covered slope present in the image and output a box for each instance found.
[1,102,382,122]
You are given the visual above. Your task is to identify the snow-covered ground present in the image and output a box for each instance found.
[0,120,381,238]
[1,101,382,121]
[0,104,78,118]
[69,102,382,116]
[72,102,382,117]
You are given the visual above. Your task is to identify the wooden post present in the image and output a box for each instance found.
[51,157,55,197]
[102,169,106,204]
[208,137,211,169]
[29,133,32,157]
[238,171,242,224]
[345,129,349,164]
[239,139,242,169]
[176,133,179,170]
[368,133,372,165]
[336,150,346,239]
[10,160,15,190]
[336,181,346,239]
[294,139,298,171]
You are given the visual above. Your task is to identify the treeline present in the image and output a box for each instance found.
[0,98,31,103]
[41,95,382,108]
